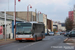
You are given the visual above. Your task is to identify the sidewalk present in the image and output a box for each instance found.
[64,37,75,43]
[63,37,75,46]
[0,39,15,46]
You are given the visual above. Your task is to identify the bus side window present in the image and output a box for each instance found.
[42,31,44,33]
[33,25,36,31]
[33,26,35,30]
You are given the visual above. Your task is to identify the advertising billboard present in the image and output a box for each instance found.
[0,26,3,35]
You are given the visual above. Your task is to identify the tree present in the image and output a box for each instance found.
[53,29,57,32]
[53,29,57,34]
[65,17,73,31]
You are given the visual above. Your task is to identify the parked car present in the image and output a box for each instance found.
[69,30,75,37]
[49,32,54,36]
[56,32,60,35]
[60,32,65,35]
[64,32,70,36]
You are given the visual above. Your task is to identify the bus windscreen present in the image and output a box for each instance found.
[16,23,32,34]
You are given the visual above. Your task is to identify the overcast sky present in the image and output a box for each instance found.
[0,0,75,22]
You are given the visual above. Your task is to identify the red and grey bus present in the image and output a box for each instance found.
[16,22,45,42]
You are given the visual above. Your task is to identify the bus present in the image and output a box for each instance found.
[16,22,45,42]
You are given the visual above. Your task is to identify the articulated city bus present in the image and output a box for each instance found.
[16,22,45,42]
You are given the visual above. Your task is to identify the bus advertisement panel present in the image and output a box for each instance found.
[0,26,3,35]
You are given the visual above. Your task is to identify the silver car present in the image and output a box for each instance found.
[49,32,54,36]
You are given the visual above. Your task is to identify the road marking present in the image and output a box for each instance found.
[18,41,41,50]
[52,38,61,40]
[66,43,75,46]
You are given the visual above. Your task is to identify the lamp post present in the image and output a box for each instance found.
[38,11,41,22]
[27,4,32,22]
[14,0,21,39]
[5,10,6,41]
[14,0,16,39]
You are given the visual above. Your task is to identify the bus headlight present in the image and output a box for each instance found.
[16,35,18,38]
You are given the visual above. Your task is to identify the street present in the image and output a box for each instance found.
[0,0,75,50]
[0,35,75,50]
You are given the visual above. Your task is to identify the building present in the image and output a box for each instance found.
[69,11,74,21]
[50,20,53,31]
[47,19,53,32]
[0,11,48,39]
[6,11,36,21]
[53,21,66,32]
[0,12,25,39]
[60,23,66,31]
[73,5,75,30]
[6,11,47,29]
[53,22,58,31]
[43,14,47,29]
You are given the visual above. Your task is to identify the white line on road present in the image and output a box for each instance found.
[66,43,75,46]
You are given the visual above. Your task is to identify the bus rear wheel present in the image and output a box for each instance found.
[40,36,43,41]
[19,40,22,42]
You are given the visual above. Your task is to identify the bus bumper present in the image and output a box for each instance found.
[16,38,35,40]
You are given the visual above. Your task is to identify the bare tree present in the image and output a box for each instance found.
[65,17,73,31]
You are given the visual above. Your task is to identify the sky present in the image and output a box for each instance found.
[0,0,75,23]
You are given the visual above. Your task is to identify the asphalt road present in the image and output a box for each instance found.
[0,35,75,50]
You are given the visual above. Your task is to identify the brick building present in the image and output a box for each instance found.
[69,11,74,21]
[47,19,53,32]
[6,11,36,21]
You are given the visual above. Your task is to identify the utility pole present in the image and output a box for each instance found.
[5,10,6,41]
[14,0,16,39]
[27,4,32,22]
[31,12,33,21]
[14,0,21,39]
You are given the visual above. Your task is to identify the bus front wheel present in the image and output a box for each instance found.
[33,36,37,42]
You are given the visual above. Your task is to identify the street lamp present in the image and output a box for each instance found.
[14,0,21,39]
[14,0,16,39]
[27,4,32,22]
[38,11,41,22]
